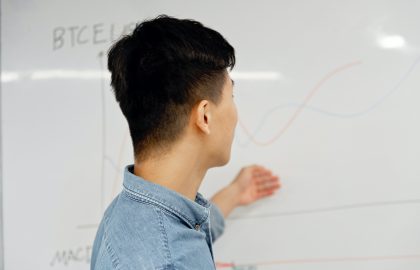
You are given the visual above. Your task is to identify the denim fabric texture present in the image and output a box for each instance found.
[90,164,226,270]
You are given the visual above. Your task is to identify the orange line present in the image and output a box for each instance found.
[239,61,362,146]
[216,254,420,268]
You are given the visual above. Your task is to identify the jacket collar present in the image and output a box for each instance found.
[122,164,211,228]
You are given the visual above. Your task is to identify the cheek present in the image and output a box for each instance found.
[218,101,238,135]
[234,104,238,123]
[232,104,238,127]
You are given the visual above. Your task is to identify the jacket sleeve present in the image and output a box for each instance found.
[209,201,226,243]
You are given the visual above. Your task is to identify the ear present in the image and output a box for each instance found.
[194,100,211,135]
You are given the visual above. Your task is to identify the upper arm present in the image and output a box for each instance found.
[209,201,226,242]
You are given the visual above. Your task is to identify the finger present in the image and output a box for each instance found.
[256,189,277,198]
[253,170,274,178]
[255,180,280,190]
[252,165,272,172]
[252,170,267,178]
[255,175,280,185]
[260,177,281,186]
[257,181,281,191]
[256,180,281,192]
[260,182,281,193]
[262,184,281,193]
[248,164,265,172]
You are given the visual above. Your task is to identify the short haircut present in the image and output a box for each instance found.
[108,14,236,161]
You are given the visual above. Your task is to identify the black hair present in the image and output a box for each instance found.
[107,14,235,160]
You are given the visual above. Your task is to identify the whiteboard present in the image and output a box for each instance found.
[2,0,420,269]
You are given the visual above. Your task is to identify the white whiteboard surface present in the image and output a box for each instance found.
[2,0,420,269]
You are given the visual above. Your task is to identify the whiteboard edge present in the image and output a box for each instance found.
[0,0,4,269]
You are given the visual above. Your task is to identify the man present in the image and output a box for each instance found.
[91,14,281,270]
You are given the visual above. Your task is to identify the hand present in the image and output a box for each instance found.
[231,165,281,206]
[210,165,282,218]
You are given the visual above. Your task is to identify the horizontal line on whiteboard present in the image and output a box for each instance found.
[228,198,420,220]
[76,223,99,230]
[76,199,420,229]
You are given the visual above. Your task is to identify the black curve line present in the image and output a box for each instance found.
[228,199,420,220]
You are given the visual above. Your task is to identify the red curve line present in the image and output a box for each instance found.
[216,253,420,268]
[238,61,362,146]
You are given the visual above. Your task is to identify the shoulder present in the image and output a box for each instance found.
[92,192,175,270]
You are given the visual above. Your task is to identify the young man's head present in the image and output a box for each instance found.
[108,14,237,167]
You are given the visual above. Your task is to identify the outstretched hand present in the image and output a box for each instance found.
[231,165,281,206]
[210,164,282,218]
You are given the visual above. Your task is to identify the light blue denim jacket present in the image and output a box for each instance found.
[90,164,226,270]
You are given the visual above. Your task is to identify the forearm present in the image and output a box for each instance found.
[210,183,241,218]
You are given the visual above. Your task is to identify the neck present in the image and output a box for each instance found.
[133,138,208,201]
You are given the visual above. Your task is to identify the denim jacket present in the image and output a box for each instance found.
[90,164,226,270]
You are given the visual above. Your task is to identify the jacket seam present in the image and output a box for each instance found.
[122,188,207,228]
[103,215,121,270]
[154,207,175,270]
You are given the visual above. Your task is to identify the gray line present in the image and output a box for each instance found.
[99,51,106,214]
[77,224,99,230]
[0,1,5,268]
[78,199,420,229]
[228,199,420,220]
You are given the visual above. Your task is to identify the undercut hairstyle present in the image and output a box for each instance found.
[107,14,236,161]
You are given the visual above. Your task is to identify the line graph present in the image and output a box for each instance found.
[238,60,362,146]
[81,55,420,229]
[238,56,420,146]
